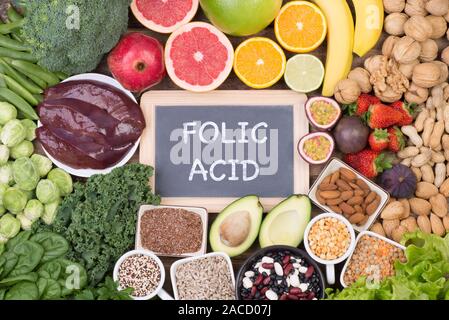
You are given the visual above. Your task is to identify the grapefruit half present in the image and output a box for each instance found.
[165,22,234,92]
[131,0,199,34]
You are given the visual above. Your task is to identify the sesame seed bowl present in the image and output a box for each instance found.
[235,245,325,300]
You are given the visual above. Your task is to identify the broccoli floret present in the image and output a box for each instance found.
[20,0,130,75]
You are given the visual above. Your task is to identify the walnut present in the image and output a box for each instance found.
[364,55,387,74]
[405,0,428,16]
[370,57,409,102]
[405,82,429,104]
[399,59,419,79]
[412,63,442,88]
[404,16,433,42]
[334,79,361,104]
[426,16,448,39]
[384,0,406,13]
[419,39,439,62]
[393,36,422,64]
[445,10,449,22]
[348,67,372,93]
[385,13,408,36]
[431,61,449,84]
[382,35,400,57]
[425,0,449,16]
[374,85,403,103]
[442,47,449,65]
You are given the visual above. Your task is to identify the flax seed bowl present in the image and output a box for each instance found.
[236,246,325,300]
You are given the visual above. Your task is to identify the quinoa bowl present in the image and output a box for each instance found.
[236,246,325,300]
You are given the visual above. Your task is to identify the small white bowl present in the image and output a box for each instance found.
[39,73,140,178]
[340,231,406,288]
[303,212,356,285]
[113,249,172,300]
[170,252,236,300]
[308,158,390,232]
[135,204,208,258]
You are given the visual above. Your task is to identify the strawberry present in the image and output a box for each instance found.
[363,103,403,129]
[344,149,392,179]
[347,94,380,116]
[390,101,414,126]
[368,129,389,151]
[387,126,405,152]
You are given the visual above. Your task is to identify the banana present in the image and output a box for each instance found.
[352,0,384,57]
[312,0,354,97]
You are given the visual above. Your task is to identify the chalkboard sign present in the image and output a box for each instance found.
[140,91,309,212]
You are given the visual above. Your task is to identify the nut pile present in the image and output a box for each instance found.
[343,234,406,286]
[118,254,161,298]
[335,0,449,104]
[175,255,235,300]
[315,167,382,226]
[239,250,322,300]
[308,217,351,260]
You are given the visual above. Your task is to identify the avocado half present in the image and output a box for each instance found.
[210,195,263,257]
[259,195,312,248]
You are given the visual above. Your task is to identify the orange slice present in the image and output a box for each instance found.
[275,1,327,53]
[233,37,286,89]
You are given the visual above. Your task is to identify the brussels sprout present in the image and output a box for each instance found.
[0,183,7,206]
[12,158,39,191]
[31,154,53,178]
[0,205,5,217]
[47,168,73,196]
[0,119,25,147]
[24,199,43,221]
[3,187,27,214]
[16,214,33,231]
[42,199,60,225]
[10,140,34,159]
[36,179,60,204]
[0,145,9,165]
[20,119,36,141]
[13,184,34,201]
[0,162,13,185]
[0,102,17,125]
[0,214,20,243]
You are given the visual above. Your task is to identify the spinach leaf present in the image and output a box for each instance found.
[37,278,62,300]
[0,272,38,287]
[9,241,44,277]
[0,288,5,300]
[0,244,4,256]
[4,281,39,300]
[57,259,87,296]
[38,260,62,280]
[0,252,18,279]
[30,232,69,263]
[5,231,32,251]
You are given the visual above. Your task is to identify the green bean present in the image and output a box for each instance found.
[54,71,69,81]
[10,60,59,86]
[0,58,42,94]
[0,34,29,52]
[0,19,24,34]
[12,65,47,89]
[2,74,39,106]
[0,47,36,62]
[7,7,22,23]
[0,87,38,120]
[0,75,5,88]
[33,94,43,104]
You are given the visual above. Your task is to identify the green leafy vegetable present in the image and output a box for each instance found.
[9,240,44,276]
[4,281,39,300]
[29,232,68,263]
[75,277,133,300]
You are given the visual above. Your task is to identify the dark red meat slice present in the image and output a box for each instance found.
[44,80,145,129]
[38,98,141,146]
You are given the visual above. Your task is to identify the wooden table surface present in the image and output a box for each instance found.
[95,2,385,296]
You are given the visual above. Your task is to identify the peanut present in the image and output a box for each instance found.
[409,198,432,216]
[422,118,435,147]
[414,108,428,132]
[402,125,423,147]
[421,164,435,183]
[434,163,446,188]
[431,151,446,163]
[415,182,439,199]
[417,215,432,234]
[397,146,420,159]
[440,178,449,197]
[430,214,446,236]
[430,121,445,150]
[429,193,448,218]
[411,148,432,167]
[411,166,422,182]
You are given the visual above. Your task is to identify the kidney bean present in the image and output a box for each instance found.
[263,277,271,285]
[283,263,293,276]
[254,274,263,286]
[287,294,299,300]
[262,263,274,269]
[282,255,290,265]
[260,287,269,296]
[250,286,257,297]
[289,288,301,295]
[279,294,288,300]
[305,265,314,279]
[307,292,316,300]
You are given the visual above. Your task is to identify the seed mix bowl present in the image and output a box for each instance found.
[236,245,325,300]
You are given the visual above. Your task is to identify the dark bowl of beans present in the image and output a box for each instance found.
[236,245,325,300]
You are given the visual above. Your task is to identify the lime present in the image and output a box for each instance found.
[284,54,324,93]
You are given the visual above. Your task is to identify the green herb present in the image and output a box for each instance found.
[326,232,449,300]
[75,277,133,300]
[34,164,160,286]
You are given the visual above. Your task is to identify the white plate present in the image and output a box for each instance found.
[308,158,390,233]
[39,73,140,178]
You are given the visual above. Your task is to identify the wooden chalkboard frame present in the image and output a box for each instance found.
[140,90,309,213]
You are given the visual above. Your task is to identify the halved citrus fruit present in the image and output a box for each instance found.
[275,1,327,53]
[165,22,234,92]
[131,0,199,34]
[234,37,286,89]
[284,54,324,93]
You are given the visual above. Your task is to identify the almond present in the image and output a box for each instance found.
[354,189,365,197]
[329,205,342,214]
[429,193,448,218]
[349,182,361,190]
[340,167,356,181]
[354,205,363,214]
[326,198,343,206]
[319,190,341,199]
[430,214,445,236]
[358,215,369,226]
[356,179,370,190]
[381,201,404,220]
[341,190,353,201]
[322,174,331,185]
[365,191,377,205]
[330,171,340,184]
[417,215,432,234]
[347,196,363,206]
[340,202,355,215]
[319,183,338,191]
[399,199,410,219]
[349,213,366,224]
[371,222,386,237]
[401,217,419,233]
[336,179,352,191]
[315,191,326,205]
[415,182,439,199]
[366,196,381,216]
[383,219,400,238]
[391,226,407,243]
[409,198,431,216]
